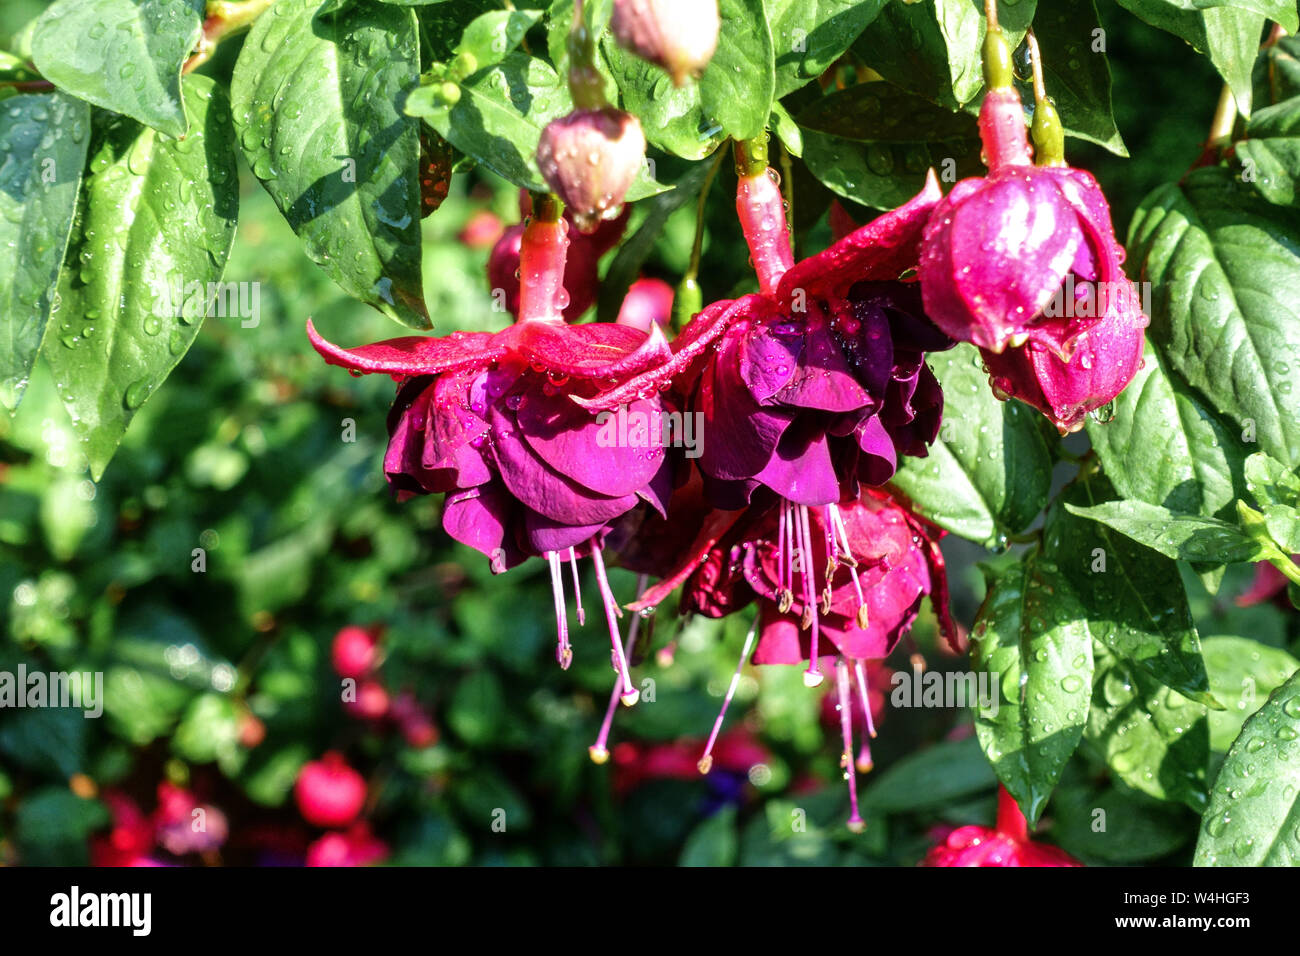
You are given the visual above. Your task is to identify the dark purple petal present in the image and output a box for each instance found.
[517,386,665,497]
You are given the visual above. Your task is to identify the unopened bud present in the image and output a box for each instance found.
[537,107,646,233]
[611,0,720,86]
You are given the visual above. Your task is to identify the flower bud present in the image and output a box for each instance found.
[611,0,720,86]
[537,107,646,233]
[616,277,674,331]
[979,277,1146,433]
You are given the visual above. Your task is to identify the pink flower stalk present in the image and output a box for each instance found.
[486,195,628,320]
[309,203,673,706]
[610,0,720,86]
[922,785,1082,866]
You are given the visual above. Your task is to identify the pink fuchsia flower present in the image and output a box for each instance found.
[305,823,388,867]
[610,0,720,86]
[922,785,1081,867]
[917,24,1131,362]
[577,153,950,513]
[310,203,673,705]
[627,487,955,830]
[458,209,504,249]
[294,752,367,829]
[90,791,156,867]
[965,30,1146,433]
[617,276,675,332]
[153,782,228,856]
[331,624,379,679]
[537,107,646,232]
[611,728,768,795]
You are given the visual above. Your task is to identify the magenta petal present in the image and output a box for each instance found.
[442,484,526,570]
[739,319,801,402]
[784,313,876,412]
[307,320,502,376]
[522,508,605,554]
[854,414,898,486]
[754,427,841,506]
[697,341,794,481]
[517,386,665,497]
[489,403,639,525]
[946,172,1083,348]
[501,319,672,379]
[752,608,808,666]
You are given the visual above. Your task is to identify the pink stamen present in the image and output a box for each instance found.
[797,505,823,687]
[590,597,644,764]
[546,551,573,670]
[829,504,868,625]
[699,619,757,775]
[567,547,586,626]
[590,541,639,706]
[836,658,865,832]
[853,659,878,740]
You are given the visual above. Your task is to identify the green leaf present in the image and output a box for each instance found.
[1237,94,1300,207]
[231,0,429,329]
[699,0,775,142]
[1114,0,1264,116]
[769,101,802,156]
[796,81,978,142]
[603,0,774,158]
[1046,479,1215,705]
[890,344,1053,547]
[1242,451,1300,549]
[969,550,1093,824]
[679,805,739,866]
[1202,635,1300,752]
[15,788,108,865]
[801,129,980,211]
[417,0,497,63]
[448,670,506,746]
[1032,0,1126,155]
[0,91,90,411]
[1195,669,1300,865]
[171,692,241,766]
[1087,341,1245,519]
[1087,641,1209,810]
[764,0,887,98]
[1051,781,1193,863]
[456,9,542,68]
[860,735,997,812]
[1064,500,1268,564]
[43,75,238,480]
[1128,174,1300,473]
[854,0,1034,110]
[30,0,204,138]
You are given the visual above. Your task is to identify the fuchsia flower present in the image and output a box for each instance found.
[305,823,388,867]
[922,785,1081,867]
[918,26,1146,432]
[310,203,673,704]
[624,486,956,830]
[537,108,646,232]
[616,276,675,332]
[918,32,1137,358]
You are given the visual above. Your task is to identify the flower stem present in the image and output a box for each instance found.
[733,137,794,294]
[1206,83,1238,151]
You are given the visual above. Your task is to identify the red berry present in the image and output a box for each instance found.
[295,753,367,828]
[331,625,378,679]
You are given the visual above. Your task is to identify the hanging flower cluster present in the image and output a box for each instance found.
[307,0,1141,844]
